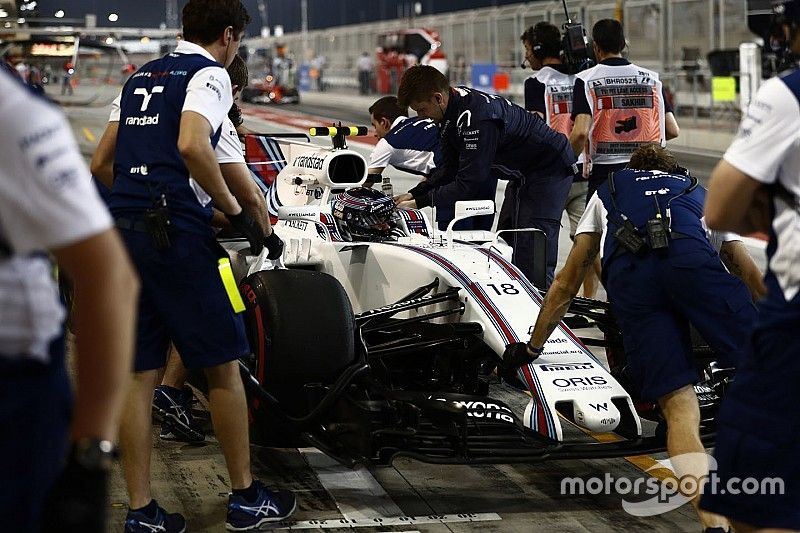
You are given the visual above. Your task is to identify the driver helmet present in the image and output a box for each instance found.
[333,187,397,241]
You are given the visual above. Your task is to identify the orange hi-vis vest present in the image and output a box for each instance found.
[531,66,583,164]
[533,66,575,137]
[575,61,666,171]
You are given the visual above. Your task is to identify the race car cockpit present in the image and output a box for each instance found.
[331,187,406,242]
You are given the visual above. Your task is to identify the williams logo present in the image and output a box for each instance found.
[293,155,326,170]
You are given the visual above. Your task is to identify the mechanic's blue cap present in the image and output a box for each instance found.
[775,0,800,23]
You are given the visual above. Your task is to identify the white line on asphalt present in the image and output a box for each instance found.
[268,513,501,530]
[299,447,402,520]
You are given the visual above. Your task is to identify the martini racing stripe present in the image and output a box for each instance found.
[475,247,603,366]
[388,243,559,438]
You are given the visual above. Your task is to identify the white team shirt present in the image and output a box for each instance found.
[576,191,739,256]
[723,76,800,300]
[368,117,437,176]
[0,72,113,362]
[109,41,232,133]
[108,43,240,206]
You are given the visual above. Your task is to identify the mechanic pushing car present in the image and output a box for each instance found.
[569,19,680,202]
[146,54,283,444]
[0,69,139,533]
[700,2,800,530]
[507,144,760,533]
[519,21,598,298]
[88,1,295,530]
[396,65,575,287]
[372,96,496,231]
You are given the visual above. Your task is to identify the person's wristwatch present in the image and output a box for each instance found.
[526,343,544,358]
[71,439,117,472]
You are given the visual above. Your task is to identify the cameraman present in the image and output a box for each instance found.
[510,144,759,533]
[519,21,598,297]
[569,19,680,201]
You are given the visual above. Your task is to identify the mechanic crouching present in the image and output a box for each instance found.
[508,145,760,533]
[395,65,575,287]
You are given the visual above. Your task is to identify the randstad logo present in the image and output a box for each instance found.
[130,165,148,175]
[560,452,785,517]
[125,114,160,126]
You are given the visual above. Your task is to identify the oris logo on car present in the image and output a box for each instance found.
[552,376,608,388]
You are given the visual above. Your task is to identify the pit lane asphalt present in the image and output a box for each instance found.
[65,99,720,532]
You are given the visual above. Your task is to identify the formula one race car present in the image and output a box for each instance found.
[219,128,732,466]
[241,72,300,105]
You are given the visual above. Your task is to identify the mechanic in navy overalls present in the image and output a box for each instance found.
[516,144,758,532]
[372,96,496,231]
[92,1,296,530]
[396,65,575,287]
[701,1,800,529]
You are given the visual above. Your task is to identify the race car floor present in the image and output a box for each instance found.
[104,377,700,532]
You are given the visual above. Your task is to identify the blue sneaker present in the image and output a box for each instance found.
[124,501,186,533]
[226,480,297,531]
[152,385,205,443]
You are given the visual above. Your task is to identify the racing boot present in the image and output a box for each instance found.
[124,500,186,533]
[226,480,297,531]
[152,385,205,443]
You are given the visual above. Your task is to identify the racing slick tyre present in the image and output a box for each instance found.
[240,269,356,446]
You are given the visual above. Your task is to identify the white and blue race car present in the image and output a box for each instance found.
[222,128,728,466]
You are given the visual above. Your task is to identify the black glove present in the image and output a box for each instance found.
[264,230,284,260]
[500,342,542,383]
[41,455,109,533]
[227,210,264,255]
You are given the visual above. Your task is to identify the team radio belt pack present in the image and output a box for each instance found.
[144,193,245,313]
[608,171,698,255]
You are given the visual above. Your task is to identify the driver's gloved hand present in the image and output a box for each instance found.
[226,209,264,255]
[264,230,284,260]
[500,342,542,383]
[41,455,109,533]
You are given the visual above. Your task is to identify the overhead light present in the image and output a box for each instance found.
[108,13,118,22]
[0,9,8,17]
[140,36,151,44]
[54,9,65,18]
[105,36,115,44]
[17,18,25,24]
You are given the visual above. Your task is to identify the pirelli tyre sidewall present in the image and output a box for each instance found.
[240,269,356,425]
